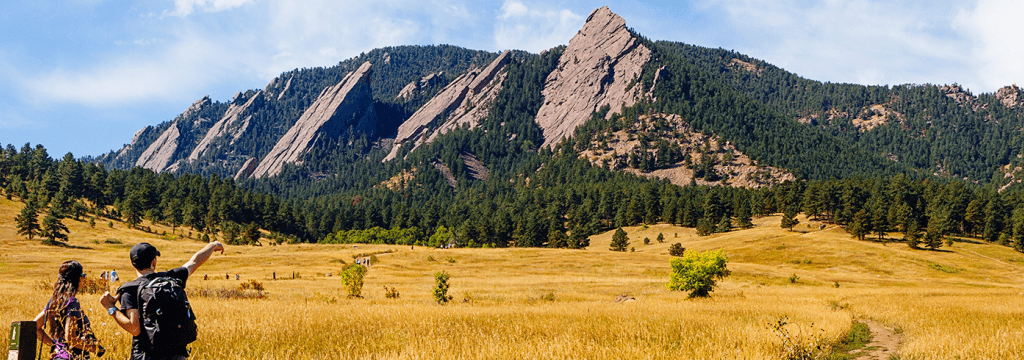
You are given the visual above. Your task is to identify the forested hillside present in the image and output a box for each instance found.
[655,41,1024,183]
[27,6,1016,254]
[97,45,502,178]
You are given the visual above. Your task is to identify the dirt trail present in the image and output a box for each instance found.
[851,319,901,359]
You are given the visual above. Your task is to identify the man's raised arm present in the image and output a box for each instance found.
[183,241,225,275]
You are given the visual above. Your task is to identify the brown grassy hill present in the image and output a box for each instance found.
[3,196,1023,359]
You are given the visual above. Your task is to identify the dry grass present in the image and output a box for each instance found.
[3,197,1024,359]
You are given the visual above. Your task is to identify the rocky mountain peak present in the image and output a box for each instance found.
[534,6,652,148]
[250,61,376,178]
[385,51,512,161]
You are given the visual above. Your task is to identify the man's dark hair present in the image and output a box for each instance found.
[130,243,161,270]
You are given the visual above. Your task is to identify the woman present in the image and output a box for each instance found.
[34,260,105,359]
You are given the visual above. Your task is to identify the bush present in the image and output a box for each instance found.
[433,271,453,304]
[610,228,629,251]
[668,243,686,256]
[667,249,730,297]
[644,237,650,245]
[657,233,665,243]
[383,286,400,299]
[340,263,367,298]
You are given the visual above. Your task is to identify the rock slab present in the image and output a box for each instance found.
[251,61,376,178]
[534,6,652,148]
[385,51,511,161]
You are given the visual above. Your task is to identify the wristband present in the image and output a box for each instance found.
[107,306,118,316]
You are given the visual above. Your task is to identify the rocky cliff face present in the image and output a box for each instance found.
[996,84,1021,109]
[534,6,652,148]
[134,96,213,173]
[385,51,512,161]
[188,90,263,162]
[250,61,376,178]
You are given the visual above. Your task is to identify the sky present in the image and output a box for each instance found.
[1,0,1022,158]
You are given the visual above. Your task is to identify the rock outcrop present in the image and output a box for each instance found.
[396,72,446,101]
[534,6,652,148]
[250,61,376,178]
[385,51,512,161]
[578,114,794,188]
[996,84,1021,109]
[234,157,258,180]
[188,91,262,162]
[135,96,212,173]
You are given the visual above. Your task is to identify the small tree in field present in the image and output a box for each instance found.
[781,209,799,231]
[610,228,629,251]
[433,271,453,304]
[667,249,730,297]
[340,263,367,298]
[40,210,69,245]
[16,201,40,240]
[668,243,686,257]
[656,233,665,243]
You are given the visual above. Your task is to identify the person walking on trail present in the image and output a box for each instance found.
[110,269,118,282]
[34,260,106,359]
[99,241,224,360]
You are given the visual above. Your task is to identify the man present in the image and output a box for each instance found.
[100,241,224,360]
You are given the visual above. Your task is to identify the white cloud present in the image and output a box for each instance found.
[954,0,1024,92]
[494,0,583,52]
[712,0,977,89]
[22,35,244,106]
[165,0,253,17]
[16,0,489,107]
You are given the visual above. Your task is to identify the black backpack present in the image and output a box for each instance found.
[136,276,198,351]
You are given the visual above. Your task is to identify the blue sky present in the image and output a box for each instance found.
[1,0,1022,158]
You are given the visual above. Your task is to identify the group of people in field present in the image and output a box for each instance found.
[34,241,225,360]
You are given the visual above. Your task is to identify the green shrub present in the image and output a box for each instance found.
[433,271,453,304]
[340,263,367,298]
[610,228,629,251]
[667,249,730,297]
[644,237,650,245]
[668,243,686,256]
[383,286,400,299]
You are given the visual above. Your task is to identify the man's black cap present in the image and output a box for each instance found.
[130,242,161,270]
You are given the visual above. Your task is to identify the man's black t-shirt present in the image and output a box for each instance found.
[117,267,190,360]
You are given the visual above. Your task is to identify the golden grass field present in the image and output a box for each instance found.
[3,196,1024,359]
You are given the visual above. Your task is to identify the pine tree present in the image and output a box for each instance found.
[15,201,40,240]
[716,215,732,233]
[848,209,871,241]
[780,208,799,231]
[735,200,753,229]
[40,208,69,244]
[610,228,629,251]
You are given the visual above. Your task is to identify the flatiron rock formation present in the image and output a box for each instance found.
[535,6,652,148]
[385,51,512,161]
[188,90,262,162]
[135,96,212,173]
[251,61,376,178]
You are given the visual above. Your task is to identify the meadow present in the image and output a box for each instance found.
[3,196,1024,359]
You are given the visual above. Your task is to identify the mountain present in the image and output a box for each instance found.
[98,6,1024,193]
[97,45,502,179]
[10,7,1024,251]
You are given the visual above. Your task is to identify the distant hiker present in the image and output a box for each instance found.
[34,260,106,359]
[203,274,208,281]
[100,241,225,360]
[235,274,239,280]
[110,269,119,282]
[273,271,276,280]
[226,273,229,280]
[101,270,107,281]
